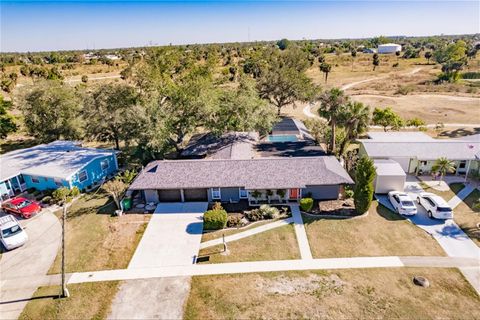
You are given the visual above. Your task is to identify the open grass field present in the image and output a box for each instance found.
[185,267,480,319]
[19,282,119,320]
[454,189,480,247]
[198,224,299,263]
[303,202,445,258]
[48,192,150,274]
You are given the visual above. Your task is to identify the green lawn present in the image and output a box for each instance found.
[48,192,149,274]
[198,224,299,263]
[454,189,480,246]
[304,202,445,258]
[185,268,480,319]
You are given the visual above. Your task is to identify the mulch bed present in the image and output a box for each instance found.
[308,198,359,217]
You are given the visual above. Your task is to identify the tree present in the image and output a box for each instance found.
[317,88,348,154]
[257,49,315,115]
[210,77,277,136]
[372,107,404,131]
[19,81,82,141]
[81,75,88,83]
[351,49,357,70]
[372,53,380,71]
[434,41,467,83]
[432,157,456,185]
[103,178,127,209]
[0,95,17,138]
[354,156,375,214]
[424,51,432,64]
[83,83,143,150]
[406,117,426,128]
[337,101,370,156]
[319,62,332,83]
[276,38,290,50]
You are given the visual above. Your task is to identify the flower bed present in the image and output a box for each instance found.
[307,199,359,217]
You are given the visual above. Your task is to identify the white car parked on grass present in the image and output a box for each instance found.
[388,191,417,215]
[416,192,454,219]
[0,215,28,251]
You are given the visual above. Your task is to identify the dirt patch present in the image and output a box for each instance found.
[308,198,358,216]
[256,274,346,296]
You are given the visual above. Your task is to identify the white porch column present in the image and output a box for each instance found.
[464,160,472,182]
[6,179,14,196]
[15,175,23,192]
[180,189,185,202]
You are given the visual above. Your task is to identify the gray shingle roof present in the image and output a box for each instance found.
[130,156,353,190]
[0,141,117,181]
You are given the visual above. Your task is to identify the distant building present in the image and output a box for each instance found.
[104,54,121,61]
[378,43,402,54]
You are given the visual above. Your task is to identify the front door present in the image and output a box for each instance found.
[289,188,300,200]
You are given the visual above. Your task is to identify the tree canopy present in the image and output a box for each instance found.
[372,107,404,132]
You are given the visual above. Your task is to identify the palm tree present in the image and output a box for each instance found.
[432,157,456,185]
[319,62,332,83]
[317,88,348,154]
[337,101,370,156]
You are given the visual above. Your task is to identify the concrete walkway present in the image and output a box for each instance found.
[200,217,294,249]
[291,205,313,260]
[21,256,469,285]
[0,210,61,320]
[448,184,475,209]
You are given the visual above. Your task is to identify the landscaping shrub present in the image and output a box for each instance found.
[52,187,71,203]
[227,215,245,228]
[354,156,376,214]
[300,198,314,212]
[259,204,280,219]
[204,209,228,230]
[41,196,52,204]
[69,186,80,197]
[244,209,263,222]
[344,188,354,199]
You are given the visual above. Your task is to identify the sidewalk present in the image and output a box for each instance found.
[448,185,475,209]
[200,217,294,249]
[291,205,313,259]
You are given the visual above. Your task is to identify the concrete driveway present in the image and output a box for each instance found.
[128,202,207,269]
[0,210,61,320]
[109,202,207,319]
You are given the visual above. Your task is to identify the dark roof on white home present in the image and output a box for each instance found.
[359,132,480,160]
[0,141,117,181]
[130,156,353,190]
[181,132,258,159]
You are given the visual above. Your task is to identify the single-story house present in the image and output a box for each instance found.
[0,141,119,201]
[129,156,353,206]
[373,160,406,194]
[358,132,480,175]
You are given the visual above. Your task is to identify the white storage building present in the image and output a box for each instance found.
[373,160,406,194]
[378,43,402,54]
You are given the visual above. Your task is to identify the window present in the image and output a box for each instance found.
[459,161,466,169]
[54,178,63,187]
[211,187,221,200]
[31,176,40,183]
[239,187,248,198]
[78,170,88,183]
[18,175,25,184]
[101,159,109,171]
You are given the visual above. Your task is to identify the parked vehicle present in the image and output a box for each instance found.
[417,192,453,219]
[1,197,41,219]
[388,191,417,215]
[0,215,28,250]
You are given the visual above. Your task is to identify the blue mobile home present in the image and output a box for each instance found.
[0,141,118,201]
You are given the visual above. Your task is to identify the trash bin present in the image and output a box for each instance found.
[121,198,132,211]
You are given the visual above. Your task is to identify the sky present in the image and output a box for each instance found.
[1,1,479,52]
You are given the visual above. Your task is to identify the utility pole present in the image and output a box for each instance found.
[61,202,70,298]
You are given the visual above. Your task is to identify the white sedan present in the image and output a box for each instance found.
[417,192,454,219]
[388,191,418,215]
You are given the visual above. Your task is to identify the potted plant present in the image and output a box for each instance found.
[251,190,261,199]
[277,189,286,198]
[266,189,273,197]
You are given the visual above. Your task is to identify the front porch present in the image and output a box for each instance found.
[0,174,27,201]
[247,188,301,206]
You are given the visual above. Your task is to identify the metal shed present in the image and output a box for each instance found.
[373,160,406,194]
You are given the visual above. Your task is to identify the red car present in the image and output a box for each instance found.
[1,197,41,219]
